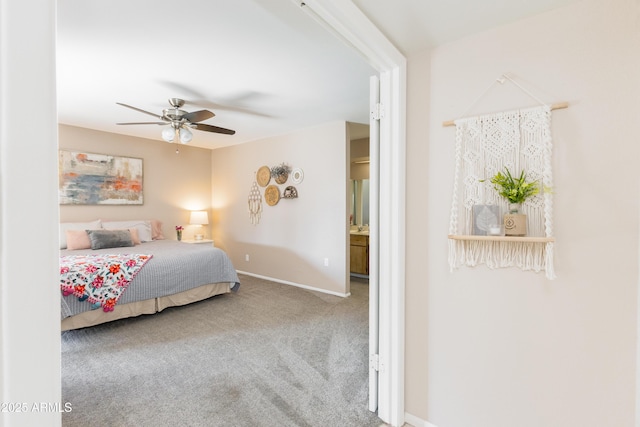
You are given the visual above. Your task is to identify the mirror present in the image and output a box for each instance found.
[350,179,370,226]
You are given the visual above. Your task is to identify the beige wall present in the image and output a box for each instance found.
[59,122,353,295]
[405,0,640,425]
[58,125,213,241]
[211,121,350,295]
[405,43,431,424]
[350,137,370,181]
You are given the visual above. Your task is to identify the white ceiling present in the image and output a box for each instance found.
[56,0,576,150]
[351,0,577,55]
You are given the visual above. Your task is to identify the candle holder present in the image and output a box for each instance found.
[487,223,505,236]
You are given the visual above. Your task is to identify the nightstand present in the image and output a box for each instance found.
[181,239,215,247]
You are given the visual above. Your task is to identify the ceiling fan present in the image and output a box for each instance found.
[116,98,236,144]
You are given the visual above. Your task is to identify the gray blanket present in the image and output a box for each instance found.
[60,240,240,319]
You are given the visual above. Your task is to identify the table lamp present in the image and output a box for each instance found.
[189,211,209,240]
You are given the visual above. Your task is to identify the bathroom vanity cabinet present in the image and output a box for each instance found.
[350,233,369,275]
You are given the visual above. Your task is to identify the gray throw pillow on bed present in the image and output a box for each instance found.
[86,229,134,250]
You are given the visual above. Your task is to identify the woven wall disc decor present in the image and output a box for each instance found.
[257,166,271,187]
[274,170,288,184]
[264,185,280,206]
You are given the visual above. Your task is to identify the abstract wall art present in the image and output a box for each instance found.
[59,151,143,205]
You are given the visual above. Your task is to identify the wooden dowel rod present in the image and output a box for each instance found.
[448,234,555,243]
[442,101,569,127]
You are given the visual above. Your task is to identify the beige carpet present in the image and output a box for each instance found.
[61,274,382,426]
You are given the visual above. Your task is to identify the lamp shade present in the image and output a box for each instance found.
[189,211,209,225]
[161,126,175,142]
[179,127,193,144]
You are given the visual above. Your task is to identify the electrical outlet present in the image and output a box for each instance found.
[324,258,329,267]
[245,254,250,262]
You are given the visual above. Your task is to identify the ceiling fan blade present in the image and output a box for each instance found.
[193,123,236,135]
[158,81,205,99]
[183,110,215,123]
[116,102,164,120]
[116,122,167,125]
[157,82,272,118]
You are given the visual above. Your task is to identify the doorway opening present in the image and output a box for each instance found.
[349,123,371,279]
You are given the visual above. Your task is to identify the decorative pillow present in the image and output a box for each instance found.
[60,220,102,249]
[151,219,165,240]
[106,228,141,245]
[86,229,134,250]
[102,220,153,242]
[128,228,141,245]
[65,229,93,250]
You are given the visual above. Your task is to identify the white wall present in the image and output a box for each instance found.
[0,0,60,425]
[404,0,640,425]
[212,121,350,295]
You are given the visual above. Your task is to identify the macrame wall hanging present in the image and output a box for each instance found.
[248,179,262,225]
[446,74,567,280]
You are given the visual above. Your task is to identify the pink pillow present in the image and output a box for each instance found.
[65,230,92,250]
[128,228,141,245]
[151,219,165,240]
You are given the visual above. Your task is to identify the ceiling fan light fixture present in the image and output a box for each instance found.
[179,127,193,144]
[116,98,236,142]
[161,126,175,142]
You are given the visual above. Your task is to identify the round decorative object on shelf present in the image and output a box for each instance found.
[291,168,304,184]
[257,166,271,187]
[264,185,280,206]
[283,186,298,199]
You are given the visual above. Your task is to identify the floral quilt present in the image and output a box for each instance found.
[60,254,153,312]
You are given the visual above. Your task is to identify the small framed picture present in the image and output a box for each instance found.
[472,204,502,235]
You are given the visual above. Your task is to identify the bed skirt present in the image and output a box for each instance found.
[61,282,233,331]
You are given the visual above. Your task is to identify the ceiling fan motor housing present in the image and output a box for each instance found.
[168,98,185,108]
[163,108,187,122]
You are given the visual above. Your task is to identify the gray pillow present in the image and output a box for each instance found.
[86,229,134,250]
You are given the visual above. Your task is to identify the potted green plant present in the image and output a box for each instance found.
[486,167,539,236]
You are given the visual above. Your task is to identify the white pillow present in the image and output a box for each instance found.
[102,220,153,242]
[60,220,102,249]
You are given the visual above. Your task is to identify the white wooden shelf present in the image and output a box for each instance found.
[448,234,555,243]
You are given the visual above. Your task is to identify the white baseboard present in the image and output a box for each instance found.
[404,412,437,427]
[236,270,351,298]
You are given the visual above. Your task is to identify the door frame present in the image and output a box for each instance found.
[295,1,407,425]
[368,74,380,412]
[0,1,407,425]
